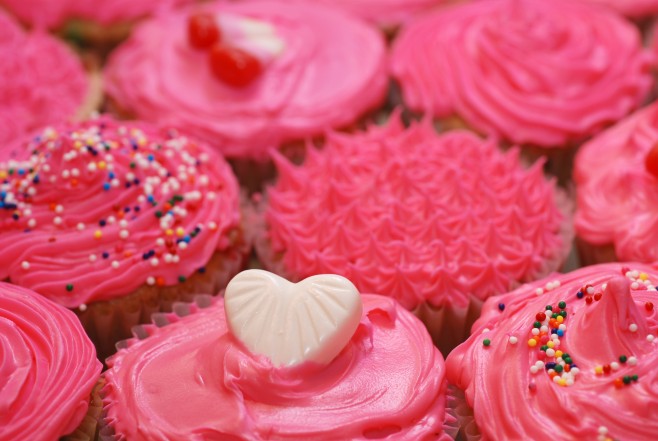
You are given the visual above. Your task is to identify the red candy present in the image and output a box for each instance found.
[646,143,658,178]
[536,312,546,322]
[209,44,263,87]
[647,302,654,311]
[188,13,220,49]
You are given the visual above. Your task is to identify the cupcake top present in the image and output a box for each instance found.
[311,0,447,28]
[104,1,388,159]
[446,263,658,440]
[575,102,658,262]
[0,9,89,152]
[103,270,451,440]
[0,282,101,440]
[258,117,570,310]
[390,0,653,148]
[0,0,193,29]
[0,116,242,309]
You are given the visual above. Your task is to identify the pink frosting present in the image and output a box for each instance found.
[0,10,87,153]
[305,0,448,27]
[259,117,570,310]
[390,0,654,148]
[0,282,101,440]
[574,102,658,262]
[0,0,194,29]
[103,294,450,440]
[104,1,388,159]
[0,116,242,308]
[447,263,658,440]
[581,0,658,18]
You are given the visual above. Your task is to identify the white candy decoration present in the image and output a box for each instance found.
[224,270,363,367]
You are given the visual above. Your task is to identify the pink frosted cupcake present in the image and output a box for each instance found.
[253,116,572,352]
[0,0,194,49]
[447,263,658,440]
[104,1,388,162]
[390,0,653,178]
[0,9,100,156]
[0,116,248,359]
[102,270,457,440]
[574,102,658,265]
[1,282,102,440]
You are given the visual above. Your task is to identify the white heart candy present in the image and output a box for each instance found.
[224,270,363,367]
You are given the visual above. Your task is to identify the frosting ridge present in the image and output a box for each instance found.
[390,0,654,148]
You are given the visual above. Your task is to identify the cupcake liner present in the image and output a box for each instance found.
[448,386,481,441]
[62,379,104,441]
[575,237,618,266]
[61,19,134,57]
[77,234,249,362]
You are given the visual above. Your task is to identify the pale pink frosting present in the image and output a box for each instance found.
[447,263,658,440]
[0,0,194,29]
[581,0,658,18]
[0,9,87,153]
[0,116,242,308]
[0,282,101,440]
[103,294,450,440]
[303,0,448,27]
[574,102,658,262]
[390,0,654,148]
[259,117,570,310]
[104,1,388,159]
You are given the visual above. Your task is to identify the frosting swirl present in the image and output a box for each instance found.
[259,117,570,310]
[582,0,658,18]
[0,282,101,440]
[574,103,658,262]
[390,0,654,148]
[0,10,88,152]
[0,116,242,308]
[103,294,449,440]
[446,263,658,440]
[0,0,194,29]
[104,1,388,159]
[311,0,447,28]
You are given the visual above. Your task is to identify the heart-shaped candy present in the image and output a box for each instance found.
[224,270,362,367]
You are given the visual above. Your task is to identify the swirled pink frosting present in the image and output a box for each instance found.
[306,0,448,27]
[447,263,658,440]
[0,0,194,29]
[574,102,658,262]
[0,282,101,440]
[260,117,570,310]
[104,1,388,159]
[0,9,87,153]
[581,0,658,18]
[0,116,242,308]
[103,294,449,440]
[390,0,654,148]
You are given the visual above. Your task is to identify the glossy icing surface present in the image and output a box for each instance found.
[104,1,388,159]
[391,0,653,148]
[311,0,447,27]
[0,282,101,440]
[262,117,569,310]
[447,263,658,440]
[103,294,450,440]
[575,103,658,262]
[0,116,242,308]
[0,10,87,152]
[584,0,658,17]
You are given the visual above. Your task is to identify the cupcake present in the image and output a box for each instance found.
[253,116,572,352]
[0,9,100,157]
[0,282,102,440]
[104,1,388,164]
[446,263,658,440]
[390,0,654,180]
[574,102,658,265]
[0,0,194,51]
[102,269,457,440]
[0,116,248,359]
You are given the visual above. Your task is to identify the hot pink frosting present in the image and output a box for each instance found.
[305,0,448,27]
[103,294,450,440]
[447,263,658,440]
[0,0,194,29]
[0,116,242,308]
[0,9,87,153]
[581,0,658,18]
[574,102,658,262]
[0,282,101,440]
[390,0,654,148]
[104,1,388,159]
[259,117,570,310]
